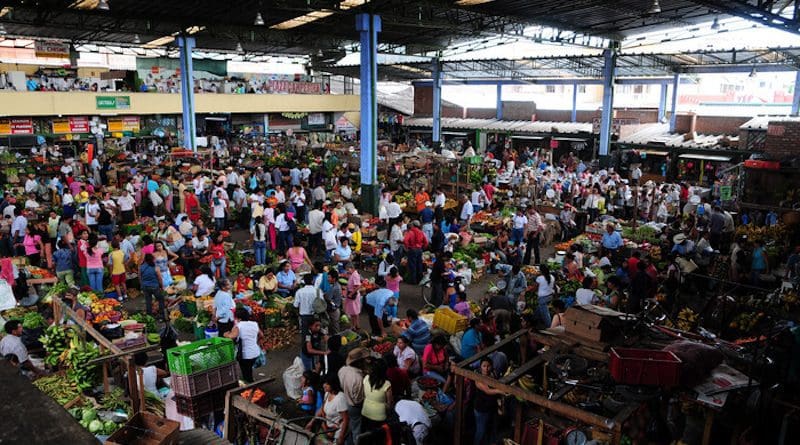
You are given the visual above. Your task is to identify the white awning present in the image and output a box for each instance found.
[679,153,731,162]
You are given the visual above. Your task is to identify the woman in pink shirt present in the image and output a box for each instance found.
[21,227,44,267]
[384,266,403,319]
[344,262,362,331]
[82,237,106,293]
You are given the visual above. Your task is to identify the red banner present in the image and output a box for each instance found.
[0,118,34,135]
[69,117,90,133]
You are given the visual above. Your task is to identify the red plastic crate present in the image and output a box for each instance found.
[744,159,781,170]
[171,362,240,397]
[609,348,682,387]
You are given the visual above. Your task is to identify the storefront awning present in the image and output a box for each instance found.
[679,153,731,162]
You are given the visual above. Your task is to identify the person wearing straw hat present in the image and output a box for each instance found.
[671,233,695,256]
[338,347,371,445]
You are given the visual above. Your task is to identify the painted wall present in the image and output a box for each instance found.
[0,91,360,116]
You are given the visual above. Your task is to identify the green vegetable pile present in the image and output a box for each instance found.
[69,407,120,435]
[228,249,245,275]
[40,325,75,368]
[65,336,102,391]
[101,387,131,414]
[22,312,47,329]
[42,281,69,304]
[130,313,157,333]
[33,373,80,405]
[172,317,194,333]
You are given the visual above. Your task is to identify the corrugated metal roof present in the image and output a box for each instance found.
[618,124,739,149]
[402,117,592,134]
[740,116,800,131]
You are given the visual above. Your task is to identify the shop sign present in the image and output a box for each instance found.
[96,96,131,110]
[720,186,732,201]
[0,118,34,135]
[34,40,70,58]
[107,116,140,133]
[307,113,326,126]
[268,80,321,94]
[52,117,90,134]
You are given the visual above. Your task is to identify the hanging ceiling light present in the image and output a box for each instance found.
[133,34,141,44]
[711,18,720,30]
[97,0,110,11]
[236,42,244,53]
[254,12,265,26]
[316,49,324,57]
[648,0,661,14]
[0,23,6,36]
[749,67,757,78]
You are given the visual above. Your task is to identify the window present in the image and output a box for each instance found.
[578,85,586,93]
[545,85,556,93]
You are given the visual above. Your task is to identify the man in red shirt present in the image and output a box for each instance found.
[403,220,429,285]
[627,251,641,277]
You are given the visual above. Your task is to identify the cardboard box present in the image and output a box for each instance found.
[562,305,624,342]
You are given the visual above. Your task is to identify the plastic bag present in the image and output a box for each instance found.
[449,331,463,357]
[0,279,15,312]
[283,356,304,399]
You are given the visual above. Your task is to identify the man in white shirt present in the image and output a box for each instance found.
[631,164,642,186]
[300,165,312,183]
[395,399,431,445]
[85,196,100,230]
[470,188,485,212]
[340,183,353,201]
[1,320,45,377]
[307,204,325,258]
[433,188,446,223]
[293,274,319,333]
[511,208,528,245]
[385,197,402,225]
[192,269,216,296]
[312,184,326,207]
[459,194,474,226]
[274,185,286,204]
[116,189,137,223]
[24,174,38,195]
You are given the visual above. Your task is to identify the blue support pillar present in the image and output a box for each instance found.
[658,83,668,122]
[356,13,381,215]
[432,59,442,143]
[496,84,503,120]
[177,36,196,151]
[792,70,800,116]
[669,73,680,133]
[598,48,617,159]
[571,83,578,122]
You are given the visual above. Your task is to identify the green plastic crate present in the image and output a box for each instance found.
[167,337,236,375]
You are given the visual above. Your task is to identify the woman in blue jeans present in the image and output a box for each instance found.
[139,253,165,317]
[473,357,505,444]
[251,216,268,265]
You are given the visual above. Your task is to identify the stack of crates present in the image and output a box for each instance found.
[433,307,468,334]
[167,337,239,419]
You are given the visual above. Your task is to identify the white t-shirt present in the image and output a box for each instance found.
[85,202,100,225]
[512,214,528,230]
[575,288,598,306]
[237,320,261,360]
[212,198,226,218]
[193,274,216,296]
[117,195,135,211]
[535,275,555,297]
[323,392,349,429]
[394,345,420,374]
[0,334,29,363]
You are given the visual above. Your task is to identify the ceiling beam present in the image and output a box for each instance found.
[689,0,800,35]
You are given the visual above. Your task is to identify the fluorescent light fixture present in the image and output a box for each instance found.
[339,0,368,10]
[97,0,110,11]
[144,26,205,47]
[648,0,661,14]
[236,42,244,52]
[254,12,265,26]
[711,18,720,30]
[0,7,12,18]
[133,34,141,44]
[271,10,334,30]
[455,0,494,5]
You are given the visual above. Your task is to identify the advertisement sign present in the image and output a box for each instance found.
[307,113,326,126]
[96,96,131,110]
[52,117,90,134]
[107,116,140,133]
[34,41,70,58]
[268,80,322,94]
[0,118,34,135]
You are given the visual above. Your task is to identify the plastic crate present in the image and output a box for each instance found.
[609,347,682,387]
[171,362,240,397]
[105,412,179,445]
[433,307,468,334]
[173,385,234,419]
[166,337,236,375]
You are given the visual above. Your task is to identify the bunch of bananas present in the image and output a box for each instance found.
[782,291,798,307]
[33,374,81,405]
[40,325,76,368]
[677,308,698,332]
[729,312,764,332]
[64,336,102,391]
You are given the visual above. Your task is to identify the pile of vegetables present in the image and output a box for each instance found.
[22,311,47,329]
[42,281,69,304]
[40,325,75,368]
[65,336,102,390]
[91,298,121,314]
[262,325,297,350]
[68,407,119,436]
[172,317,194,333]
[130,313,157,333]
[33,373,81,405]
[101,387,131,414]
[228,249,245,275]
[77,291,99,307]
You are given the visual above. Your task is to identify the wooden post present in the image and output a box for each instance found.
[127,360,141,413]
[514,400,524,443]
[101,345,110,395]
[702,410,715,445]
[454,374,465,445]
